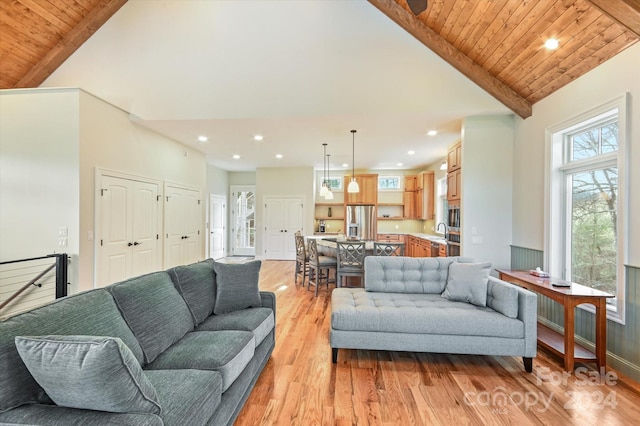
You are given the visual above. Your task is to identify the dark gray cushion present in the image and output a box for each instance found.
[0,289,144,413]
[0,405,163,425]
[442,262,492,306]
[196,307,274,347]
[146,331,255,391]
[167,260,216,325]
[107,272,194,364]
[212,260,262,314]
[14,336,161,415]
[145,369,222,426]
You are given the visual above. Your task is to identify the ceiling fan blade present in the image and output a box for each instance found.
[406,0,427,15]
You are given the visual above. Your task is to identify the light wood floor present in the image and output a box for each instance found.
[235,260,640,425]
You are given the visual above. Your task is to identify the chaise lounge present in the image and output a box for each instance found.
[330,256,537,372]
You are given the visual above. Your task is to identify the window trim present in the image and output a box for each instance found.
[544,93,629,324]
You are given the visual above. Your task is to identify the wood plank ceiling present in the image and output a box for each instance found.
[1,0,638,119]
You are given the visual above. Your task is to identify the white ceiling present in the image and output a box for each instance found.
[42,0,511,172]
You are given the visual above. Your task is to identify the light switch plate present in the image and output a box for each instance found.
[58,226,68,236]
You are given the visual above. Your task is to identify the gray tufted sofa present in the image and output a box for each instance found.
[330,256,537,372]
[0,259,275,425]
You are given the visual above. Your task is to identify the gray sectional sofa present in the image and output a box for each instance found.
[0,259,275,425]
[331,256,537,372]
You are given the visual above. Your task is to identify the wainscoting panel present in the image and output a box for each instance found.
[510,245,640,382]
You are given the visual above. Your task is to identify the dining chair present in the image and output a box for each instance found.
[336,241,366,288]
[307,239,337,296]
[294,234,309,286]
[374,241,405,256]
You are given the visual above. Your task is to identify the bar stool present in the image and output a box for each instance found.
[307,239,337,296]
[374,242,405,256]
[294,234,309,286]
[336,241,366,288]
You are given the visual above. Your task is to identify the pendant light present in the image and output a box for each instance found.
[347,130,360,193]
[325,153,334,200]
[320,143,329,197]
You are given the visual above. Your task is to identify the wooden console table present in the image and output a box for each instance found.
[496,269,614,371]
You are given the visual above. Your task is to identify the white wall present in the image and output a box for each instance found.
[255,167,314,258]
[0,88,209,294]
[0,89,81,289]
[461,115,514,270]
[78,91,207,290]
[513,42,640,266]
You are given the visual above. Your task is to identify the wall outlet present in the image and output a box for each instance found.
[88,231,94,241]
[395,225,399,229]
[58,237,68,247]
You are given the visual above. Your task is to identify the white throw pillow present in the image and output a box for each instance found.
[441,262,492,306]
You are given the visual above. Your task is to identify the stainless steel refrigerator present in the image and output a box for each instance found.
[346,205,376,240]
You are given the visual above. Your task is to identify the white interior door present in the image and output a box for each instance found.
[264,197,303,260]
[131,181,160,277]
[97,174,160,287]
[164,184,202,269]
[265,199,286,260]
[209,194,226,260]
[99,176,131,286]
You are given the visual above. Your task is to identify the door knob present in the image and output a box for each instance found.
[127,242,133,247]
[133,241,141,246]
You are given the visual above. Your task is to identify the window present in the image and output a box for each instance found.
[546,94,629,323]
[378,176,401,191]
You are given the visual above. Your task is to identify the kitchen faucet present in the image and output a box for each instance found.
[437,222,448,238]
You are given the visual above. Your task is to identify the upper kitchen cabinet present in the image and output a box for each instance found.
[344,174,378,205]
[447,141,461,173]
[447,141,462,205]
[417,171,435,220]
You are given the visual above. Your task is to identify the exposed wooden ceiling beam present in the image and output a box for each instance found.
[367,0,532,119]
[15,0,128,88]
[587,0,640,38]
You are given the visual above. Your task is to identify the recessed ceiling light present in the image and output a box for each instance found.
[342,163,349,168]
[408,150,415,155]
[197,135,208,142]
[254,135,264,141]
[397,162,403,167]
[233,154,240,159]
[545,38,559,50]
[275,154,283,159]
[427,130,438,136]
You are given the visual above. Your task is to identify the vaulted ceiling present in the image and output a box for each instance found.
[1,0,638,171]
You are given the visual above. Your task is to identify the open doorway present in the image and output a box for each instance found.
[230,186,256,256]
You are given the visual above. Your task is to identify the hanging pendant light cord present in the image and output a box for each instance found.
[351,130,356,180]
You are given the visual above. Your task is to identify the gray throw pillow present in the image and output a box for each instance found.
[212,260,262,314]
[14,335,161,415]
[441,262,492,306]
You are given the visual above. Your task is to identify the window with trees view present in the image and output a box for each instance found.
[547,94,629,323]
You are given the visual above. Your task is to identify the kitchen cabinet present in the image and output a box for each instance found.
[403,190,416,218]
[418,171,435,220]
[344,174,378,205]
[403,175,417,218]
[447,141,461,172]
[447,141,461,205]
[404,175,417,192]
[377,233,403,242]
[438,243,447,257]
[447,169,461,203]
[407,236,431,257]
